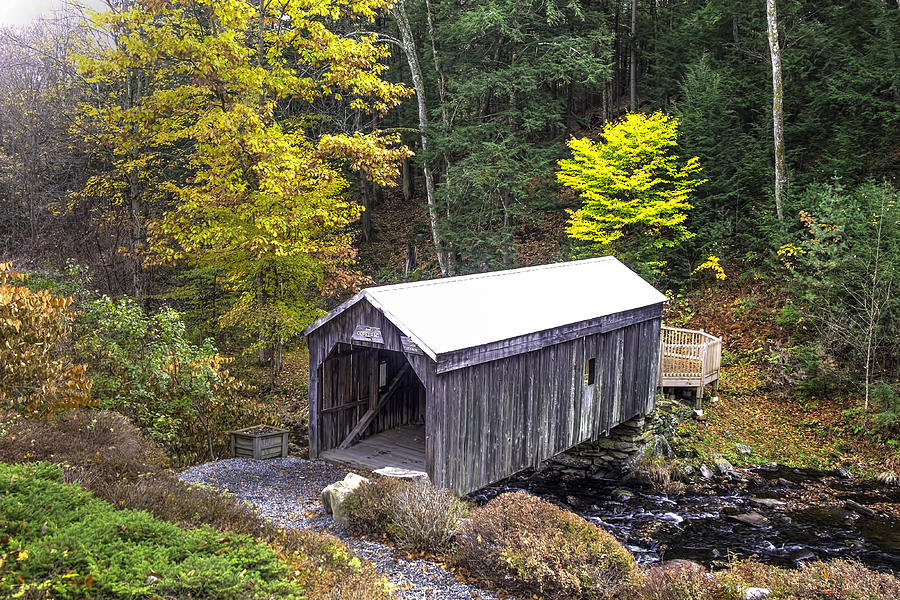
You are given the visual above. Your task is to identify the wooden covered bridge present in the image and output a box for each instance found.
[304,257,671,494]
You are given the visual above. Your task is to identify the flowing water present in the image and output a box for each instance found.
[473,465,900,573]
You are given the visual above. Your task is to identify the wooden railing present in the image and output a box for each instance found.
[660,326,722,388]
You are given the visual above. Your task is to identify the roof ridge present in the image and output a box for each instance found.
[367,256,616,294]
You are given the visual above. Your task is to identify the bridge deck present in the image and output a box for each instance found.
[320,424,426,475]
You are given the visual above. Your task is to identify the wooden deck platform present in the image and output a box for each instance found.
[320,424,426,474]
[659,326,722,402]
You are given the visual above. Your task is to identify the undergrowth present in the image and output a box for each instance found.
[667,282,898,475]
[0,461,305,599]
[454,491,636,599]
[0,410,394,600]
[345,477,469,552]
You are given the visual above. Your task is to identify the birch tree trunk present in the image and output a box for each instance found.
[630,0,637,112]
[392,0,449,276]
[766,0,786,226]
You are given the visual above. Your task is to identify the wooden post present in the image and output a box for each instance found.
[369,350,379,412]
[309,358,321,458]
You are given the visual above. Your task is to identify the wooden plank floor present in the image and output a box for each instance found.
[320,425,426,473]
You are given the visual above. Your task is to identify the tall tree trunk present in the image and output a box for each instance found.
[402,157,414,201]
[861,194,890,410]
[630,0,637,112]
[256,0,271,371]
[613,5,621,112]
[424,0,449,127]
[392,0,449,276]
[125,68,144,299]
[766,0,786,226]
[405,242,417,276]
[129,174,143,298]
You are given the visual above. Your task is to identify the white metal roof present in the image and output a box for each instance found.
[305,257,667,359]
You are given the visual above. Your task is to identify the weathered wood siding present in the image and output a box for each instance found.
[430,314,661,494]
[307,298,435,467]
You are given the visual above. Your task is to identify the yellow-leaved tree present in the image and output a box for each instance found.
[558,111,705,276]
[0,263,93,415]
[76,0,411,387]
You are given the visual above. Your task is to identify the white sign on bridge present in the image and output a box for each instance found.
[352,325,384,344]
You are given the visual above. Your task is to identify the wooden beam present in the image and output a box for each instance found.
[339,363,411,449]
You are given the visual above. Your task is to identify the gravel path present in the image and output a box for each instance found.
[179,458,504,600]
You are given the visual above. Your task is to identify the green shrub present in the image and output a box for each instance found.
[345,477,469,552]
[454,491,636,599]
[0,412,395,600]
[0,461,305,599]
[871,383,900,437]
[100,471,396,600]
[74,296,277,464]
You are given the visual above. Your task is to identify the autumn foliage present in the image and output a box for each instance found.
[558,112,704,273]
[76,0,412,385]
[455,491,636,599]
[0,262,92,415]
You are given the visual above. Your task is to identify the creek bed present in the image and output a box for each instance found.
[473,465,900,573]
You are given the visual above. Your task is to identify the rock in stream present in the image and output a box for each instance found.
[474,464,900,573]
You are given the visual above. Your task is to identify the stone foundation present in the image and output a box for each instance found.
[540,415,654,478]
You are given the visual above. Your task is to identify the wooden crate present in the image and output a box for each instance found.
[229,425,289,459]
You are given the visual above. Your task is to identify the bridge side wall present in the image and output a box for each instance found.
[432,310,662,494]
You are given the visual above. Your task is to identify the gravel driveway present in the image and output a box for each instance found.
[179,458,504,600]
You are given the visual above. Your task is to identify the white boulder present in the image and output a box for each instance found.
[372,466,428,480]
[321,472,369,526]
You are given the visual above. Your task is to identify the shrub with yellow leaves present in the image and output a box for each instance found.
[0,262,93,415]
[692,255,727,280]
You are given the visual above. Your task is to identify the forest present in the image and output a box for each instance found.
[2,0,898,439]
[0,0,899,598]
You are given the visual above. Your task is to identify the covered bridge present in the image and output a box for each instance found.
[303,257,667,494]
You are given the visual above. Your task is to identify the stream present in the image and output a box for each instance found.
[473,464,900,573]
